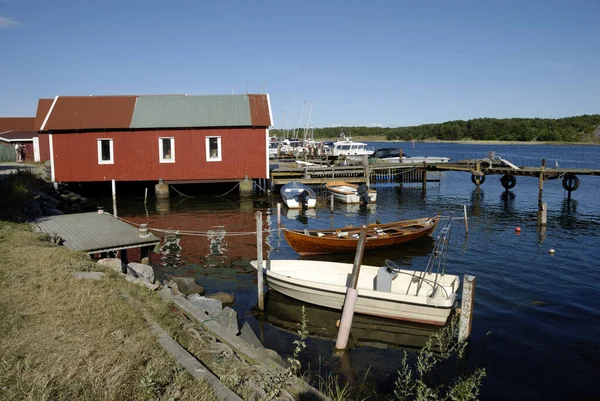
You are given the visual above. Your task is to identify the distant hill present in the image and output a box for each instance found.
[272,115,600,142]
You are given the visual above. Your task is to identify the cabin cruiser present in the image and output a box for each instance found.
[327,138,373,161]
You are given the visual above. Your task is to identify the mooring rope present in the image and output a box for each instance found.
[171,185,194,198]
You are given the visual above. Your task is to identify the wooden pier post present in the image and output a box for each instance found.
[539,202,547,226]
[144,188,148,205]
[276,203,281,228]
[335,226,368,350]
[421,169,427,192]
[112,179,117,217]
[458,275,476,342]
[538,159,546,210]
[256,211,264,311]
[463,205,469,234]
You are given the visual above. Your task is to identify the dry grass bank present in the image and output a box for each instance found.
[0,222,216,401]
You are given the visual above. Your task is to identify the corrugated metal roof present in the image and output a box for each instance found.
[43,96,137,130]
[34,98,54,130]
[130,95,270,128]
[40,94,272,131]
[0,117,35,132]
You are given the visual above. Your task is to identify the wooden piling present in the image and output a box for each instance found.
[421,169,427,191]
[256,211,264,310]
[330,193,335,212]
[144,188,148,205]
[539,202,547,226]
[538,159,546,210]
[463,205,469,233]
[335,226,368,350]
[458,275,476,342]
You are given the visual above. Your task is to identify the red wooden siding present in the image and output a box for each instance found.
[39,133,50,161]
[51,127,268,182]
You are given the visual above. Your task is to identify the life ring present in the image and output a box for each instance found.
[471,174,486,185]
[500,174,517,190]
[562,174,580,192]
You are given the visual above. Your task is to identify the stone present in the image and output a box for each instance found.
[140,257,150,265]
[72,272,105,280]
[97,258,125,273]
[167,276,205,295]
[166,279,182,295]
[205,292,235,305]
[216,307,239,335]
[44,207,64,216]
[240,322,264,349]
[35,190,60,208]
[187,294,223,318]
[262,348,283,364]
[123,274,160,290]
[127,262,155,284]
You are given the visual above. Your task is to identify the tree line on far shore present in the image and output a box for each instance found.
[272,114,600,142]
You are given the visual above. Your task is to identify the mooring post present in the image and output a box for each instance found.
[144,188,148,205]
[112,179,117,217]
[256,211,264,310]
[538,159,546,210]
[463,204,469,233]
[421,169,427,191]
[335,226,368,350]
[276,202,281,228]
[539,202,547,226]
[458,275,476,342]
[330,193,335,212]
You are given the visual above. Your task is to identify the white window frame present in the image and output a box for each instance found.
[205,136,222,162]
[97,138,114,164]
[159,137,175,163]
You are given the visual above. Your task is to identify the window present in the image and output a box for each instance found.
[159,137,175,163]
[206,136,221,161]
[97,139,114,164]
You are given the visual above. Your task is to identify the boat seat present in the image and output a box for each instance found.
[317,232,325,237]
[337,231,349,237]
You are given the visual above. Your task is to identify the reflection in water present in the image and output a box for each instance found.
[160,232,184,268]
[205,226,229,267]
[155,198,170,214]
[470,187,484,216]
[500,191,516,214]
[262,291,443,351]
[284,208,316,225]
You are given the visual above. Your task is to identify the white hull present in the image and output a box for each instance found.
[381,156,450,164]
[252,260,458,325]
[283,198,317,209]
[329,188,377,204]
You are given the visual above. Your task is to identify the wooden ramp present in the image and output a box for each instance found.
[34,212,160,254]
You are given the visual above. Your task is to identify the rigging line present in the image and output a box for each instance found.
[171,185,194,198]
[216,182,241,197]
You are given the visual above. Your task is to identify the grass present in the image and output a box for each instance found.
[0,221,217,401]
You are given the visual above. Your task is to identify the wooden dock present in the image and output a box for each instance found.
[34,212,160,257]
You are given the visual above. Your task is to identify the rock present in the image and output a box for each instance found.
[72,272,105,280]
[216,307,239,335]
[205,292,235,305]
[127,262,155,284]
[187,294,223,318]
[140,257,150,265]
[35,190,60,208]
[97,258,125,273]
[167,276,205,295]
[123,274,160,290]
[25,198,43,219]
[240,322,264,349]
[44,207,64,216]
[262,348,283,364]
[166,280,182,295]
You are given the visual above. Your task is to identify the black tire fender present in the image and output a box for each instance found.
[471,174,486,185]
[562,174,580,191]
[500,174,517,190]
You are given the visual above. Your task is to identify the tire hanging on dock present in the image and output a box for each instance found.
[562,174,580,192]
[471,174,486,185]
[500,174,517,190]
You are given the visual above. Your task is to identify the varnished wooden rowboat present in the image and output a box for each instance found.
[283,215,440,255]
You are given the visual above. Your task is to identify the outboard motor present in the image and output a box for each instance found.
[294,190,310,209]
[356,184,371,204]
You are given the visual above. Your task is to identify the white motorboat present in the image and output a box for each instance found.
[325,180,377,204]
[280,181,317,209]
[371,148,450,164]
[250,259,459,325]
[328,138,374,161]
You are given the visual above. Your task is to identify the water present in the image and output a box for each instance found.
[111,142,600,400]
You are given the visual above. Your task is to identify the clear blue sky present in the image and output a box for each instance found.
[1,0,598,127]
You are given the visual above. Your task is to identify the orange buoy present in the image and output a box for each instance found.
[515,227,521,234]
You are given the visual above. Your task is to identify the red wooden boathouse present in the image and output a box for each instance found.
[37,94,272,184]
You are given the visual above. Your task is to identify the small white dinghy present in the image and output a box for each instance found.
[326,180,377,204]
[280,181,317,209]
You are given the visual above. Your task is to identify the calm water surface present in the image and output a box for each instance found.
[113,142,600,400]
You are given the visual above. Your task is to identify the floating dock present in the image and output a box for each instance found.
[34,212,160,259]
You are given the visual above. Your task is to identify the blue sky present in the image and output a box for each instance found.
[1,0,598,127]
